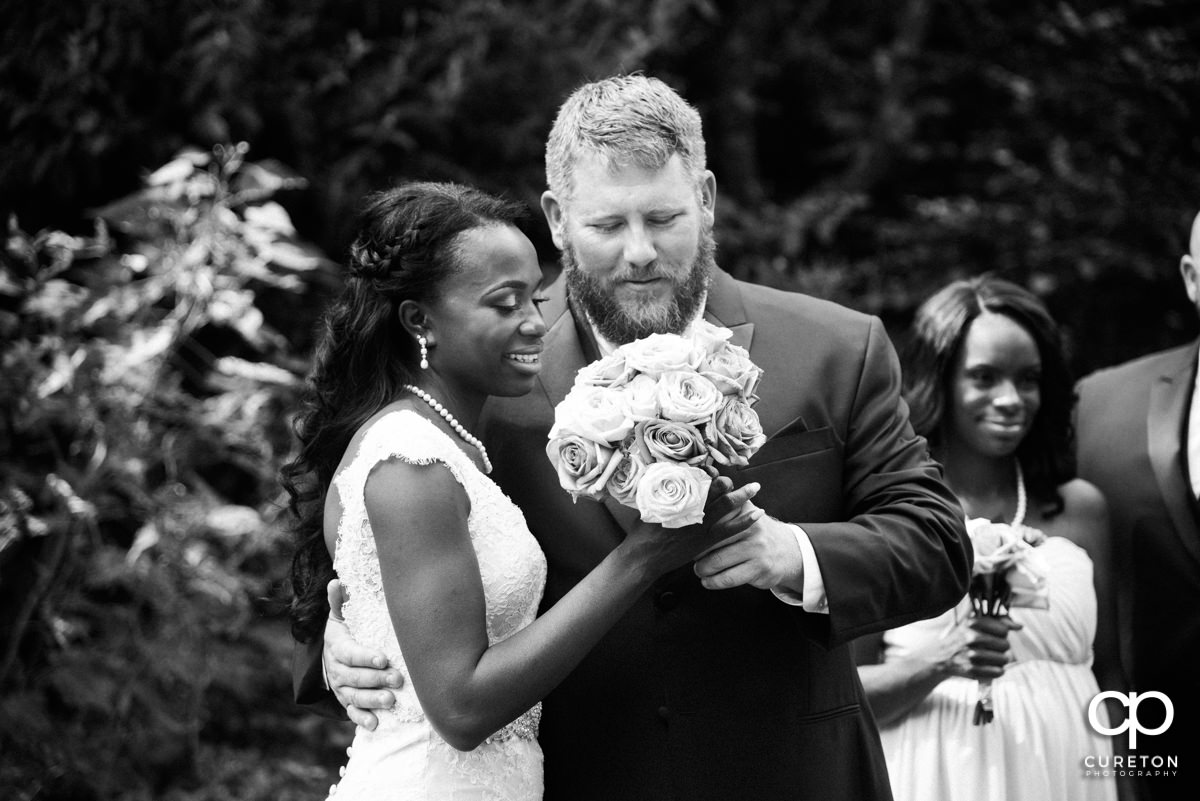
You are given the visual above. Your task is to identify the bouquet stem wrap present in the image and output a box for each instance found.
[967,572,1012,725]
[964,518,1049,726]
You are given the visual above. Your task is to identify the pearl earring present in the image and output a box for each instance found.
[418,335,429,370]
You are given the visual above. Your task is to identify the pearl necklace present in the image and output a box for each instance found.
[1010,461,1026,527]
[403,385,492,474]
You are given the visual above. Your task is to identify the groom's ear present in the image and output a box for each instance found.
[1182,254,1200,307]
[540,191,566,251]
[699,170,717,227]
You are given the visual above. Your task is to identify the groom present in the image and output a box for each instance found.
[299,74,971,800]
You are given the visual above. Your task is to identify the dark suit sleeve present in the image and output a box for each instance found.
[801,317,971,645]
[292,637,348,720]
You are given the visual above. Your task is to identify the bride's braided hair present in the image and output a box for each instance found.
[283,182,528,643]
[348,224,426,280]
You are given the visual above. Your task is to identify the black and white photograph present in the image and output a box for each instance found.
[2,2,1197,799]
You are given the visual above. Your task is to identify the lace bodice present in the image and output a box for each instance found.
[327,409,547,801]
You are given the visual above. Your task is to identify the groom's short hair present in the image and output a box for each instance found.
[544,74,708,204]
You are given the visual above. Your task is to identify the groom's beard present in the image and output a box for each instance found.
[562,227,716,345]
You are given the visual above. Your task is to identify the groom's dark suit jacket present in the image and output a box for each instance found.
[1076,344,1200,799]
[295,268,970,799]
[481,269,968,800]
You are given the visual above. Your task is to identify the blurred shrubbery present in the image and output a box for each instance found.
[4,1,1199,372]
[0,146,350,800]
[3,2,1200,797]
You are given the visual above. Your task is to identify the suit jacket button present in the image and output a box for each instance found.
[657,705,670,720]
[655,591,678,610]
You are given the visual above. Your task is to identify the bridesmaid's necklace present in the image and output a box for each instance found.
[1010,461,1026,527]
[403,385,492,474]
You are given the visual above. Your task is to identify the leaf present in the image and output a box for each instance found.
[35,347,86,399]
[212,356,300,388]
[126,522,160,565]
[21,279,90,325]
[242,201,295,235]
[101,325,174,382]
[146,157,196,187]
[260,240,323,271]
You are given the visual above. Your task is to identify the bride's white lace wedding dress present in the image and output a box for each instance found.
[325,410,547,801]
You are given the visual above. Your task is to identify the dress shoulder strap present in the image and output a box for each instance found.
[332,410,476,555]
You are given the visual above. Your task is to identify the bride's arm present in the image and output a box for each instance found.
[366,459,758,751]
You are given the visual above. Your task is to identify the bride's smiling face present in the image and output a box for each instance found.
[421,224,547,398]
[946,312,1041,459]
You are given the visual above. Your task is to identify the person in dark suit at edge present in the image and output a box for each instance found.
[1075,210,1200,801]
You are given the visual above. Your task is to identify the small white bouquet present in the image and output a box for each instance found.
[966,517,1049,724]
[546,321,766,528]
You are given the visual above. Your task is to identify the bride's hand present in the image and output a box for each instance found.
[620,477,763,575]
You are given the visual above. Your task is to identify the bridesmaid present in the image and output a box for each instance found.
[853,276,1125,801]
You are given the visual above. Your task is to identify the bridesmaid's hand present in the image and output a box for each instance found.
[945,614,1023,681]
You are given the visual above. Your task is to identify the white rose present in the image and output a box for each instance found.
[705,396,766,467]
[700,342,763,399]
[688,319,733,353]
[656,370,725,425]
[619,333,703,377]
[546,434,623,501]
[966,519,1026,575]
[550,384,635,445]
[606,447,649,507]
[623,373,660,421]
[634,461,712,528]
[634,419,710,466]
[574,351,634,389]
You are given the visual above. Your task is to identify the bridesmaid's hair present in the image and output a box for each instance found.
[903,275,1073,517]
[282,182,527,644]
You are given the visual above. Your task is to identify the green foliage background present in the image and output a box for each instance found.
[2,1,1199,798]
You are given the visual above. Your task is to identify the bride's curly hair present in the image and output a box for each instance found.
[902,275,1073,517]
[282,182,526,644]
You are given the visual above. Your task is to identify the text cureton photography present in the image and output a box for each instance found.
[1083,690,1181,781]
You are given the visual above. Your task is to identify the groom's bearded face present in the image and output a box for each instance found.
[562,224,716,345]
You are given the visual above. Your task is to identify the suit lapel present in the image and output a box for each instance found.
[539,295,595,409]
[704,269,755,352]
[1147,342,1200,569]
[704,271,806,439]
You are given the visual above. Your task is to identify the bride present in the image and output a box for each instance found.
[282,182,760,800]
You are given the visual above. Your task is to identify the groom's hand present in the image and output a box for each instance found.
[692,514,804,592]
[324,579,404,730]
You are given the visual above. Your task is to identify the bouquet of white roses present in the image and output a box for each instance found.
[545,321,766,529]
[965,517,1049,724]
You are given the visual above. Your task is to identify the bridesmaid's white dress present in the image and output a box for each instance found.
[878,536,1117,801]
[326,410,547,801]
